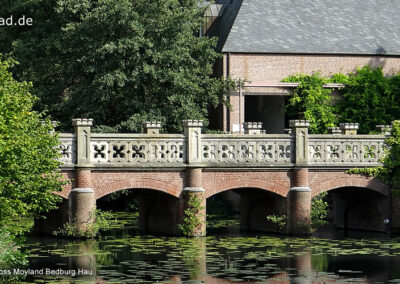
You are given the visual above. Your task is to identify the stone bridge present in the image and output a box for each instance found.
[36,119,399,236]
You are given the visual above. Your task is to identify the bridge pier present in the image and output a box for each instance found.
[69,119,96,232]
[288,168,311,235]
[392,196,400,234]
[181,168,206,236]
[69,188,95,231]
[287,120,311,235]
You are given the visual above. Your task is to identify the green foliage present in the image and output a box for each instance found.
[53,209,116,238]
[0,57,66,230]
[283,73,337,133]
[206,194,235,217]
[0,229,28,269]
[0,0,235,132]
[349,121,400,196]
[98,189,139,212]
[333,66,400,134]
[266,192,329,232]
[266,214,287,231]
[284,66,400,134]
[178,193,204,236]
[311,192,329,228]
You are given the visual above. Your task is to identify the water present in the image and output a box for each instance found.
[18,212,400,283]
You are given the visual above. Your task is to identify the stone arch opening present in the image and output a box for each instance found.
[97,188,180,235]
[206,187,287,234]
[323,186,390,234]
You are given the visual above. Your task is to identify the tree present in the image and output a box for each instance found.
[0,57,65,233]
[283,73,337,134]
[332,66,400,134]
[0,0,233,133]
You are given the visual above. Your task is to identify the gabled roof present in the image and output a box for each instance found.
[210,0,400,55]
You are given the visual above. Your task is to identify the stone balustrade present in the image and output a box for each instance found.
[58,119,388,168]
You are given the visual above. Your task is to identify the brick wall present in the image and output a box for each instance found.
[228,53,400,82]
[59,168,389,200]
[202,169,291,198]
[224,53,400,131]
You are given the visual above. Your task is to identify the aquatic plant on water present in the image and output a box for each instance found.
[53,209,116,238]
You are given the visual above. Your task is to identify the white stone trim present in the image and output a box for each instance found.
[183,187,205,192]
[71,188,94,193]
[290,187,311,192]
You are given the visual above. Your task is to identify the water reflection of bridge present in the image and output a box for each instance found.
[25,236,400,283]
[35,119,398,236]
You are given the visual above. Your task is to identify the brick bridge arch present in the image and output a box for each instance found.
[58,170,183,199]
[203,171,290,199]
[94,179,181,199]
[310,176,390,197]
[91,171,184,199]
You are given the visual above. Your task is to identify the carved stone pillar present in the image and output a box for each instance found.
[181,120,206,237]
[183,120,203,164]
[376,124,392,135]
[243,122,263,134]
[288,120,311,235]
[143,121,162,134]
[70,119,95,232]
[340,123,359,135]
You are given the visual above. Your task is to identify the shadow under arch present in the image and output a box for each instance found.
[207,186,287,234]
[323,185,391,234]
[98,187,181,236]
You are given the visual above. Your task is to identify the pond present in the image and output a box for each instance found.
[17,212,400,283]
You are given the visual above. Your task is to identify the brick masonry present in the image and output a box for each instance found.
[58,168,389,200]
[224,53,400,131]
[229,54,400,82]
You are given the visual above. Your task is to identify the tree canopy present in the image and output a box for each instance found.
[0,57,65,233]
[0,0,233,133]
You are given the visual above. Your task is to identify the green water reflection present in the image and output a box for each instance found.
[20,212,400,283]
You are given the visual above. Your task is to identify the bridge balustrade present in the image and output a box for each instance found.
[58,120,388,169]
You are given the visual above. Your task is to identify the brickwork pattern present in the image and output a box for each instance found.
[56,171,75,199]
[202,170,291,198]
[226,54,400,129]
[90,170,184,199]
[309,170,390,197]
[59,168,389,199]
[229,54,400,82]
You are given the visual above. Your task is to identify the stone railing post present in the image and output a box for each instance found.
[70,118,95,232]
[181,120,206,236]
[143,121,162,134]
[288,120,311,235]
[376,125,392,135]
[328,127,342,135]
[340,123,359,135]
[183,120,203,164]
[243,122,263,134]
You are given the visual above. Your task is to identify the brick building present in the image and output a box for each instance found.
[206,0,400,133]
